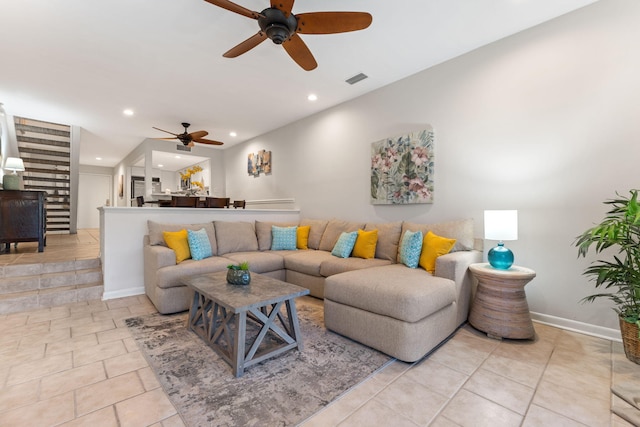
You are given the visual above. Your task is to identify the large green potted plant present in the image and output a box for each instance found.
[575,189,640,364]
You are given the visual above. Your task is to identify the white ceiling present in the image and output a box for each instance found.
[0,0,597,168]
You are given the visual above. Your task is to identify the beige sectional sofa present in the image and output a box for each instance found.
[143,217,481,362]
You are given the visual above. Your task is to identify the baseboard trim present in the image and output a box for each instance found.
[102,287,145,301]
[530,311,621,342]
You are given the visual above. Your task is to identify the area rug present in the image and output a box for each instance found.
[125,297,393,426]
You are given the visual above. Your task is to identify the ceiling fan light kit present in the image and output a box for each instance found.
[204,0,372,71]
[259,8,297,44]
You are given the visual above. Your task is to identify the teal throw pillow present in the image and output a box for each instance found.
[271,226,298,251]
[399,230,423,268]
[331,231,358,258]
[187,228,213,261]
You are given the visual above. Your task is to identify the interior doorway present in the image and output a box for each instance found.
[78,173,111,229]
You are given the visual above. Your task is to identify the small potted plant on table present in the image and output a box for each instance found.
[227,261,251,285]
[575,189,640,364]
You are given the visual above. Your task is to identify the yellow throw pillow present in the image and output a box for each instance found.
[419,231,456,273]
[163,229,191,263]
[297,225,310,250]
[352,229,378,259]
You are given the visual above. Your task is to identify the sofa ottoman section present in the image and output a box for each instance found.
[324,264,460,361]
[324,299,457,362]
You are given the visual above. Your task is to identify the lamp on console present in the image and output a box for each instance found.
[3,157,25,190]
[484,210,518,270]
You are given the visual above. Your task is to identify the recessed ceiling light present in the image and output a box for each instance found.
[157,164,164,168]
[95,157,102,160]
[307,94,318,102]
[123,109,134,116]
[229,131,237,137]
[175,155,181,159]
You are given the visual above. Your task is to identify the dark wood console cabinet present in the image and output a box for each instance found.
[0,190,47,252]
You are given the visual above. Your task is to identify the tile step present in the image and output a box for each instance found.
[0,267,103,295]
[0,282,104,315]
[0,258,101,279]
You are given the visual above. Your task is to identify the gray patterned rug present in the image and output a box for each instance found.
[125,296,393,427]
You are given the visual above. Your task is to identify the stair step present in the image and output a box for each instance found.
[0,282,103,315]
[0,258,100,278]
[0,257,103,314]
[0,267,102,295]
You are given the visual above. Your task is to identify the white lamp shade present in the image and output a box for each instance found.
[484,210,518,241]
[4,157,25,172]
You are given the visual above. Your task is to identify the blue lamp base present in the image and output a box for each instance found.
[488,242,514,269]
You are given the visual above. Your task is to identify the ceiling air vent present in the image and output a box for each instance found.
[176,144,191,152]
[345,73,368,85]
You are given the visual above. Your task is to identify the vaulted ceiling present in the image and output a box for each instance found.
[0,0,597,167]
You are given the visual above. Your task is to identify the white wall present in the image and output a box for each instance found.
[77,173,111,228]
[224,0,640,330]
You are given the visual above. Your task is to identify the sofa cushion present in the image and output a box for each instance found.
[399,230,423,268]
[419,231,456,273]
[297,225,310,250]
[157,256,231,289]
[271,226,298,251]
[331,231,358,258]
[163,230,191,263]
[319,257,392,277]
[319,219,365,252]
[255,220,298,251]
[299,219,329,250]
[148,220,217,255]
[223,251,285,273]
[352,229,378,259]
[187,228,213,261]
[364,221,402,262]
[283,250,335,277]
[324,264,456,323]
[215,221,259,255]
[402,219,474,252]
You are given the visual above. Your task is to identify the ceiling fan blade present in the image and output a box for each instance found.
[223,32,268,58]
[189,130,209,139]
[271,0,294,17]
[282,33,317,71]
[194,138,224,146]
[152,126,179,136]
[202,0,261,19]
[295,12,373,34]
[187,141,195,148]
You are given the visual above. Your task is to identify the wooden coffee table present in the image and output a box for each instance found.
[182,271,310,377]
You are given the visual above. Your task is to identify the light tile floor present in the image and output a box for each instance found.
[1,230,639,426]
[0,229,100,266]
[0,294,638,426]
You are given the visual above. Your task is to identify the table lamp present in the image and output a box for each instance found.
[484,210,518,269]
[3,157,25,190]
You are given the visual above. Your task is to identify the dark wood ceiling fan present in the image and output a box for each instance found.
[152,122,224,147]
[203,0,373,71]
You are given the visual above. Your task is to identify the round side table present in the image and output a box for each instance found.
[468,263,536,340]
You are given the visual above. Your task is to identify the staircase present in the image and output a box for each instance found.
[0,258,103,314]
[14,116,72,234]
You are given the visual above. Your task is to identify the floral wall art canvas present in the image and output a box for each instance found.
[370,127,434,205]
